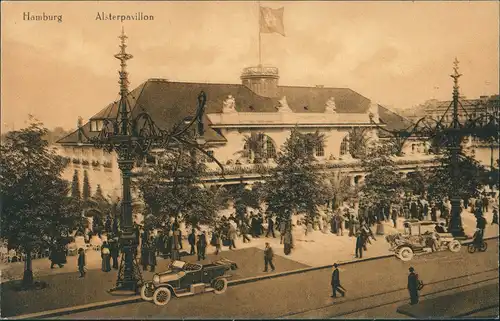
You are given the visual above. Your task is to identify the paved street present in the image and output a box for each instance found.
[0,247,307,318]
[55,240,499,319]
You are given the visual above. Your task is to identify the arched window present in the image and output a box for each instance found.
[266,139,276,159]
[242,134,276,161]
[340,136,349,156]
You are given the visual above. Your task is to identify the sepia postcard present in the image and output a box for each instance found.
[1,1,499,319]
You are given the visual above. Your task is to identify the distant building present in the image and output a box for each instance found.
[408,95,499,124]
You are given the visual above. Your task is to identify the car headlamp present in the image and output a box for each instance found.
[153,274,160,284]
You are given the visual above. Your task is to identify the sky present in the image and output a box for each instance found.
[1,1,498,131]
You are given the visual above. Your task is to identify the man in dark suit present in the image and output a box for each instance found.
[355,232,364,258]
[188,228,197,255]
[330,263,346,298]
[109,238,120,270]
[263,242,275,272]
[410,200,418,219]
[197,231,207,261]
[407,267,420,304]
[266,215,276,238]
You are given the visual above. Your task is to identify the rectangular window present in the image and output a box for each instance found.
[90,119,104,132]
[315,144,324,157]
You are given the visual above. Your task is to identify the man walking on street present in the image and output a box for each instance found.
[355,232,363,258]
[77,248,86,278]
[408,267,420,305]
[266,215,276,238]
[188,228,197,255]
[330,263,346,298]
[197,231,207,261]
[241,222,251,243]
[109,238,120,270]
[263,242,275,272]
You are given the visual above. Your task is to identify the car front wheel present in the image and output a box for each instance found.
[213,278,228,294]
[153,287,172,306]
[140,282,155,301]
[398,247,414,261]
[448,240,461,253]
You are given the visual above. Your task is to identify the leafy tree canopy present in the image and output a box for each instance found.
[264,129,328,221]
[360,143,405,206]
[427,148,488,201]
[135,148,218,229]
[0,119,85,254]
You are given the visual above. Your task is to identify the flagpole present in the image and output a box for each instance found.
[258,1,262,66]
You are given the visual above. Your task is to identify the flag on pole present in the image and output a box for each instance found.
[260,6,285,36]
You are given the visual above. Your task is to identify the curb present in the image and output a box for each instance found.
[8,235,499,320]
[7,296,142,320]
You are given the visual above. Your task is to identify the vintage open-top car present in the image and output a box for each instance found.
[141,258,238,306]
[385,219,462,261]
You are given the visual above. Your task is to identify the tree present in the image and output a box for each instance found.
[404,167,430,196]
[82,170,91,201]
[348,128,369,159]
[427,148,487,202]
[71,170,81,199]
[264,129,328,223]
[360,144,405,206]
[326,171,356,210]
[136,148,219,229]
[226,183,262,220]
[0,118,84,288]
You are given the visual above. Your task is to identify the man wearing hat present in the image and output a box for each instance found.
[331,263,346,298]
[355,231,364,258]
[407,267,420,304]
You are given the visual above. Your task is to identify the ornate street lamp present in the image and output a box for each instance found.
[369,58,499,238]
[79,28,223,292]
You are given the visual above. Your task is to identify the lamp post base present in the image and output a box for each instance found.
[449,197,467,238]
[110,244,143,294]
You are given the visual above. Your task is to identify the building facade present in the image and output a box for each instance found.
[57,64,435,197]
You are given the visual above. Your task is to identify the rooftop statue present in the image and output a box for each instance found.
[369,102,379,122]
[325,97,337,113]
[223,95,236,113]
[278,96,293,112]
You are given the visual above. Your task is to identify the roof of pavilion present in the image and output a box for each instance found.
[57,78,410,145]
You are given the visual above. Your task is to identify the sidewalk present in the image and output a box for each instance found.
[0,247,307,318]
[1,208,497,282]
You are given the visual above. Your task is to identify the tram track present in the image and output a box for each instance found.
[280,267,499,318]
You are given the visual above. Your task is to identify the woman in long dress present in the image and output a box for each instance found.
[101,241,111,272]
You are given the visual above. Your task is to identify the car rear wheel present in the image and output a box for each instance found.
[448,240,461,253]
[398,247,414,261]
[213,278,228,294]
[153,287,172,306]
[140,282,155,301]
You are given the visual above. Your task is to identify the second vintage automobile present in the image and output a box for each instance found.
[141,258,238,306]
[385,219,462,261]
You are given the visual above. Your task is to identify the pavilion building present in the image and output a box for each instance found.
[56,35,433,198]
